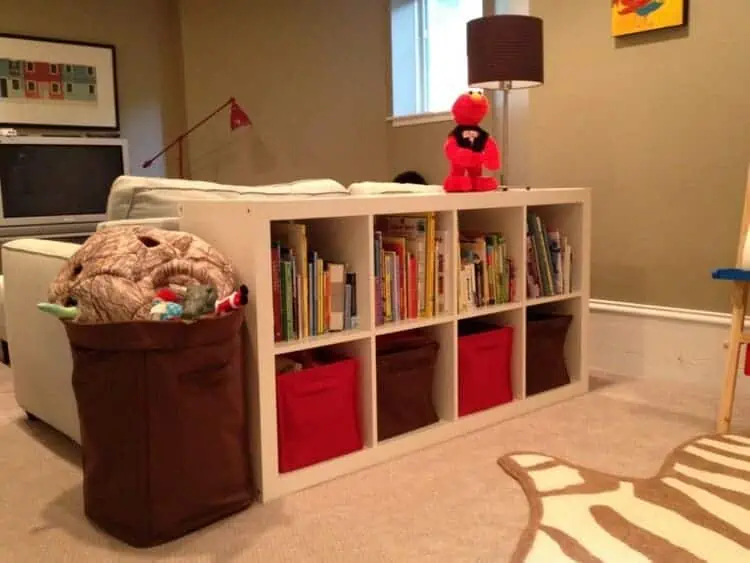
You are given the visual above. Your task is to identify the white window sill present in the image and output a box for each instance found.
[387,111,453,128]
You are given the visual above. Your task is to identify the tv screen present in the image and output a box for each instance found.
[0,143,124,221]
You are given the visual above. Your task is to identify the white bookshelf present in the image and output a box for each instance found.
[180,187,591,502]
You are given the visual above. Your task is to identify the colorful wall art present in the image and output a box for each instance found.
[611,0,689,38]
[0,34,118,130]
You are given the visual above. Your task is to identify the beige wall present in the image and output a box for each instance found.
[528,0,750,312]
[178,0,390,186]
[1,0,187,178]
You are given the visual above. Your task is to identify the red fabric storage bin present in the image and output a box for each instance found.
[276,353,363,473]
[458,322,513,416]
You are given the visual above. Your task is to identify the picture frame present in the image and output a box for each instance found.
[611,0,689,38]
[0,33,119,130]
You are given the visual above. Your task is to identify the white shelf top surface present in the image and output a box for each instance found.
[180,186,591,221]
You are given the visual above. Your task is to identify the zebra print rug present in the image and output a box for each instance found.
[498,434,750,562]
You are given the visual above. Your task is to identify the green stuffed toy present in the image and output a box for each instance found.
[37,302,79,320]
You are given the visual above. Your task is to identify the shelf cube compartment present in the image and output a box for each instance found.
[270,216,371,343]
[526,203,583,299]
[375,325,450,441]
[457,206,524,313]
[276,343,365,473]
[373,210,455,325]
[457,311,519,416]
[525,296,582,396]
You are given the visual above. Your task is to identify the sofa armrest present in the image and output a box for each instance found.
[2,237,80,260]
[2,238,82,442]
[97,216,181,231]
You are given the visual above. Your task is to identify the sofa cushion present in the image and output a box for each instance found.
[106,176,350,221]
[349,181,444,195]
[98,217,181,231]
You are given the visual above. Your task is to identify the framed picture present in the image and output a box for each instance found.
[0,33,118,130]
[611,0,689,38]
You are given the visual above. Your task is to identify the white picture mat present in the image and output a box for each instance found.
[0,35,117,129]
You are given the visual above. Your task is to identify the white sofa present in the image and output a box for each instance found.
[1,174,360,443]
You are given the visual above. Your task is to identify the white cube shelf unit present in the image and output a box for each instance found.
[180,187,591,502]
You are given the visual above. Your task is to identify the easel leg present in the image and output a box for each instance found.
[717,281,748,433]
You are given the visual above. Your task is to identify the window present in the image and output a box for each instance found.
[390,0,483,119]
[51,82,60,94]
[88,84,96,95]
[26,80,36,92]
[25,62,35,72]
[11,79,19,90]
[50,63,59,75]
[66,83,72,93]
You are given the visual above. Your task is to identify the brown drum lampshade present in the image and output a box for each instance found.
[467,15,544,90]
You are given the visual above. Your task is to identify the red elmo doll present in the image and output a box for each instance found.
[443,89,501,193]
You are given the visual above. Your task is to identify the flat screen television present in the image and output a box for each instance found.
[0,135,129,227]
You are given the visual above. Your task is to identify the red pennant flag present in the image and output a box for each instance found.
[230,100,251,130]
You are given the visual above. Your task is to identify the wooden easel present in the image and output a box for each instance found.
[713,164,750,433]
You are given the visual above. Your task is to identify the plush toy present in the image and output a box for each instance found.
[182,285,218,320]
[47,226,236,323]
[215,285,248,315]
[37,302,79,320]
[150,299,184,321]
[443,89,501,193]
[155,287,181,303]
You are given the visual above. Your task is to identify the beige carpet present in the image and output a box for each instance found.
[1,365,749,563]
[499,434,750,562]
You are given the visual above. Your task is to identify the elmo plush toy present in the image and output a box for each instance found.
[443,89,501,193]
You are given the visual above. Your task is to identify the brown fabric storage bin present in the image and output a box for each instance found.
[525,313,572,396]
[376,331,439,440]
[65,310,254,548]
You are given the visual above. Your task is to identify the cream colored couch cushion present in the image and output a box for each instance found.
[349,181,444,195]
[106,175,350,221]
[97,216,181,231]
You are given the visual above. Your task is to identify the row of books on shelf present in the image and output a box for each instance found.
[458,232,516,312]
[374,212,447,324]
[527,212,573,299]
[270,213,575,342]
[271,222,358,342]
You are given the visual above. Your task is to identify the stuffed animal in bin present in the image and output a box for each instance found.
[44,226,237,323]
[443,89,501,193]
[215,285,248,315]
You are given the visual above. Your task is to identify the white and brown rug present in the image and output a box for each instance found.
[499,434,750,562]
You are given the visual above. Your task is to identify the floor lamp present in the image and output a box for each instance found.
[142,97,252,179]
[466,15,544,187]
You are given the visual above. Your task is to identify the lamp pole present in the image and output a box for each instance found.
[500,81,510,187]
[141,97,239,178]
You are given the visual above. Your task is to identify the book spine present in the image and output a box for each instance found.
[308,256,316,336]
[344,283,352,330]
[346,272,359,328]
[290,252,298,339]
[347,272,357,324]
[325,268,331,333]
[271,242,282,341]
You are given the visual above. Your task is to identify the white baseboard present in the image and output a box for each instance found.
[590,299,750,385]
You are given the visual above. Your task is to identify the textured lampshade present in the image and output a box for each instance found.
[467,15,544,90]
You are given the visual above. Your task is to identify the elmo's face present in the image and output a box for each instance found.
[451,89,489,126]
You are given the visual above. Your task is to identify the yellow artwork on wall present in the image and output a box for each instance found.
[611,0,688,37]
